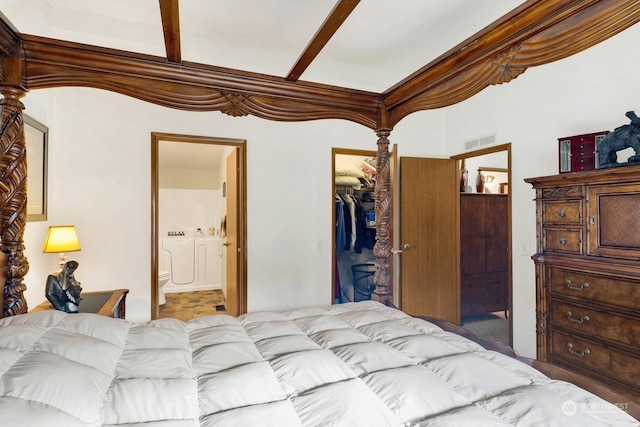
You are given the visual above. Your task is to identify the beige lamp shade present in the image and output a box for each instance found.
[42,225,81,253]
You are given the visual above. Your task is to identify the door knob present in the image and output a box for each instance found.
[223,243,231,247]
[392,243,415,254]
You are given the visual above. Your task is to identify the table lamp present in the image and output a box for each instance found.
[42,225,81,272]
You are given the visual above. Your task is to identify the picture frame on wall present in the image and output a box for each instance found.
[25,114,48,222]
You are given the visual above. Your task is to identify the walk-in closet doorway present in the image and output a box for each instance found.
[332,148,378,304]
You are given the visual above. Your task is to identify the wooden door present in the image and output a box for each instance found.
[225,148,239,316]
[399,157,459,324]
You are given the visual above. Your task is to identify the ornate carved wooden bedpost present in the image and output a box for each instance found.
[0,85,29,317]
[372,128,393,304]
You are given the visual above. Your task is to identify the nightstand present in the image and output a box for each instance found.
[31,289,129,319]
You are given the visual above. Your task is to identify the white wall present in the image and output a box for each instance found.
[21,88,387,322]
[443,23,640,357]
[19,22,640,359]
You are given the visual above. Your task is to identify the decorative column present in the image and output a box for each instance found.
[0,85,29,317]
[372,128,392,304]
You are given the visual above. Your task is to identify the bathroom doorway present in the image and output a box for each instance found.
[151,133,247,320]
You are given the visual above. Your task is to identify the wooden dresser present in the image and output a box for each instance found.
[525,167,640,403]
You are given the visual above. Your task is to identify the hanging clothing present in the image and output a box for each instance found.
[341,194,353,252]
[342,194,357,251]
[354,199,367,253]
[337,191,376,254]
[335,194,346,255]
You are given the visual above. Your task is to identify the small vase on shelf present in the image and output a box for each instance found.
[476,169,484,193]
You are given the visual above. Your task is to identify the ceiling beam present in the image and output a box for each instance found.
[5,0,639,131]
[286,0,360,82]
[159,0,181,63]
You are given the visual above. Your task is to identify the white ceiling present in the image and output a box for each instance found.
[2,0,528,169]
[1,0,526,93]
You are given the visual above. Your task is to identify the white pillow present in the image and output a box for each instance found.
[335,161,365,178]
[335,176,362,189]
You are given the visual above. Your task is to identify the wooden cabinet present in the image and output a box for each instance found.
[526,167,640,403]
[32,289,129,319]
[460,194,508,317]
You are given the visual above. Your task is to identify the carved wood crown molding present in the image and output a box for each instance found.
[384,0,640,125]
[20,35,382,129]
[1,0,639,130]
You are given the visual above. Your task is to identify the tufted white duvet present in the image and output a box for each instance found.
[0,301,637,426]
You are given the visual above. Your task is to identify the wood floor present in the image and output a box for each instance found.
[159,289,227,321]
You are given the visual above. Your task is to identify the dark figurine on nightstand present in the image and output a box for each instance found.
[46,260,83,313]
[597,111,640,168]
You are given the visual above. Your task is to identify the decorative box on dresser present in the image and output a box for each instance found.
[525,167,640,404]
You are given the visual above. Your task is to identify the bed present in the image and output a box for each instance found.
[0,301,637,426]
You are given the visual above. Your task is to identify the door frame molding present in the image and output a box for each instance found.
[451,143,512,345]
[150,132,248,319]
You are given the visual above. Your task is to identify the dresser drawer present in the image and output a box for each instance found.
[542,200,582,226]
[548,268,640,310]
[543,229,582,254]
[540,185,583,200]
[549,300,640,347]
[549,330,640,392]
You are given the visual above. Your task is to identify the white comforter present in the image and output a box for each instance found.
[0,301,636,426]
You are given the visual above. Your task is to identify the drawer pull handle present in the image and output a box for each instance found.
[558,237,566,246]
[566,343,590,357]
[566,311,590,324]
[590,215,595,225]
[565,280,589,291]
[557,209,565,218]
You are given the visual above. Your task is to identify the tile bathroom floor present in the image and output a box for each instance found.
[159,289,227,321]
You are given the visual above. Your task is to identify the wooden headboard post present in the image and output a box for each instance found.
[372,127,393,304]
[0,88,30,317]
[0,17,31,317]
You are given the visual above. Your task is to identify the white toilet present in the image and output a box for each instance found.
[158,270,170,305]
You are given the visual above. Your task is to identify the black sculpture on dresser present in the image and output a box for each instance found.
[596,110,640,168]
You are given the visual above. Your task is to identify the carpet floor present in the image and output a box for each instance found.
[461,312,509,345]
